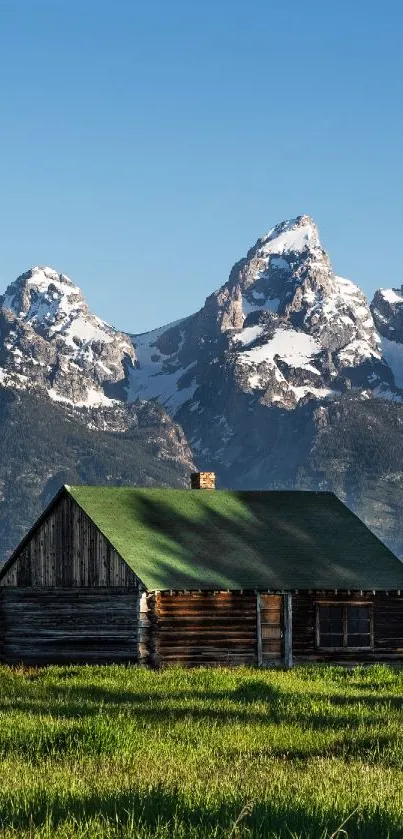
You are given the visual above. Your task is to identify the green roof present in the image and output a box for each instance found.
[65,486,403,591]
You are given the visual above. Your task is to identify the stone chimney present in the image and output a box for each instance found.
[190,471,216,490]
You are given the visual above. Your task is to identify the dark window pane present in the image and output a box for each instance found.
[320,633,344,648]
[347,633,371,647]
[319,606,342,627]
[318,605,343,647]
[320,621,343,634]
[347,606,370,623]
[348,618,370,634]
[346,606,371,647]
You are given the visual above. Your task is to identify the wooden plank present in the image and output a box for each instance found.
[261,616,282,626]
[256,593,262,666]
[263,640,281,661]
[284,593,293,669]
[261,594,282,608]
[262,626,281,640]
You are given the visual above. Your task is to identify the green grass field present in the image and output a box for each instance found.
[0,664,402,838]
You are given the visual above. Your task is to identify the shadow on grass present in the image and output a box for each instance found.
[0,784,401,839]
[0,680,401,766]
[0,679,402,729]
[0,725,400,768]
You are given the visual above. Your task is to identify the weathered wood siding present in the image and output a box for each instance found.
[146,591,258,667]
[260,594,283,662]
[293,591,403,661]
[0,588,140,665]
[0,494,139,588]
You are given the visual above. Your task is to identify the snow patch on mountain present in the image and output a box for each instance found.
[47,385,116,408]
[291,384,335,401]
[242,295,280,315]
[126,318,197,411]
[260,215,321,256]
[233,325,265,346]
[337,338,382,366]
[237,328,320,369]
[379,337,403,389]
[378,288,403,305]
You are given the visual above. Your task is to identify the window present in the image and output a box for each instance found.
[316,603,373,650]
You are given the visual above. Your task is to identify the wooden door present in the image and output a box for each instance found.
[258,594,283,663]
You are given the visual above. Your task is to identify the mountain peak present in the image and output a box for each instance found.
[0,265,135,409]
[225,213,329,323]
[13,265,79,294]
[129,213,392,419]
[1,266,82,323]
[23,265,75,284]
[259,214,320,256]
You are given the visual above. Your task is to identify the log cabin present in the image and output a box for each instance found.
[1,471,403,667]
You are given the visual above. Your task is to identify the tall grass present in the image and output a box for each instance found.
[0,664,402,837]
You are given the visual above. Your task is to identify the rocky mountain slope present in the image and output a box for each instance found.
[0,389,193,560]
[0,268,194,561]
[2,215,403,560]
[128,216,399,415]
[127,215,403,556]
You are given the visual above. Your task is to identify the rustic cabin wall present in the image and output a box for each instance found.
[0,494,139,588]
[293,591,403,661]
[150,591,258,667]
[373,595,403,657]
[0,588,140,665]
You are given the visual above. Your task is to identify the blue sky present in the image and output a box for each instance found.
[0,0,402,332]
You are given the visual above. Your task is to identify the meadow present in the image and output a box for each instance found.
[0,664,402,838]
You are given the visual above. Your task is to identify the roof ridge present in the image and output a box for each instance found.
[66,485,336,496]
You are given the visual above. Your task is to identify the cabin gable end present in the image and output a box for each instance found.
[0,490,142,589]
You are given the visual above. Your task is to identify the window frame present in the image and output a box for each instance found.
[315,601,374,651]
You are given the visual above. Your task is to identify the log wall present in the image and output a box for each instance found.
[0,494,139,588]
[293,591,403,661]
[146,591,258,667]
[0,588,140,665]
[0,586,402,667]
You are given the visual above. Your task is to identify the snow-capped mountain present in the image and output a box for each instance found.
[0,266,135,409]
[3,219,401,425]
[0,268,194,562]
[127,215,399,469]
